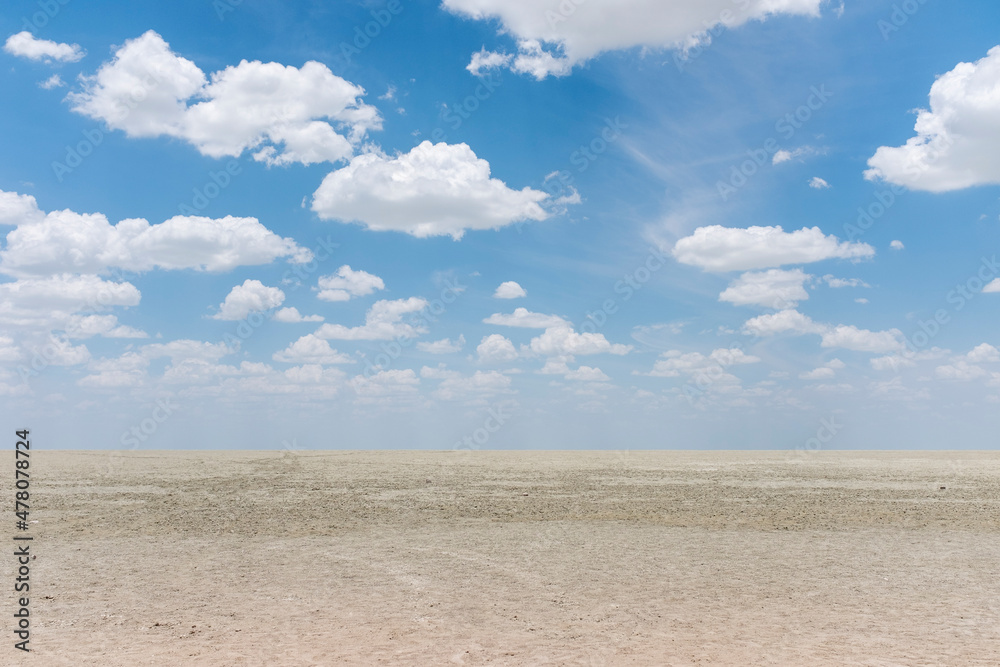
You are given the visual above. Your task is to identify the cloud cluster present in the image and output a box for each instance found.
[445,0,826,79]
[315,298,428,341]
[743,309,904,353]
[67,31,379,165]
[0,192,310,276]
[316,265,385,302]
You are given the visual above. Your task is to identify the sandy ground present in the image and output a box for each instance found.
[4,450,1000,666]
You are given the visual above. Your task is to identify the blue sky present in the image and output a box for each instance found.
[2,0,999,450]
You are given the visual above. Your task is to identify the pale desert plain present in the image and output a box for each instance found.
[5,450,1000,666]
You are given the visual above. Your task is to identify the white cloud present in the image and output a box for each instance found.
[890,240,905,251]
[527,326,632,357]
[719,268,811,308]
[272,334,353,365]
[772,146,818,164]
[673,225,874,272]
[0,274,140,333]
[272,307,323,323]
[38,74,65,90]
[467,48,513,76]
[870,355,916,372]
[311,142,552,239]
[476,334,519,363]
[743,309,904,353]
[212,280,284,320]
[0,194,310,277]
[799,358,844,380]
[142,339,231,362]
[742,309,825,337]
[484,307,568,328]
[316,265,385,301]
[865,46,1000,192]
[4,31,84,62]
[808,176,831,189]
[315,297,427,340]
[67,31,379,166]
[417,335,466,354]
[0,190,44,226]
[431,370,512,400]
[350,369,420,398]
[443,0,825,79]
[984,279,1000,294]
[820,325,904,354]
[645,348,759,378]
[65,314,146,339]
[493,281,527,299]
[935,361,988,381]
[855,298,869,304]
[823,275,870,288]
[967,343,1000,363]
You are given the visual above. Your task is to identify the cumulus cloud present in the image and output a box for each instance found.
[272,307,323,323]
[483,308,568,329]
[493,281,527,299]
[984,279,1000,294]
[823,275,870,288]
[67,31,379,165]
[316,265,385,301]
[672,225,874,272]
[772,146,819,165]
[430,370,512,401]
[808,176,831,189]
[0,274,141,333]
[527,326,632,357]
[799,358,844,380]
[743,309,904,353]
[866,46,1000,192]
[311,142,552,239]
[967,343,1000,363]
[315,297,427,340]
[416,335,465,354]
[0,192,310,276]
[142,339,232,362]
[38,74,65,90]
[476,334,519,363]
[890,240,905,251]
[935,361,988,381]
[272,334,353,365]
[645,348,759,378]
[443,0,825,79]
[212,280,284,320]
[4,31,84,62]
[719,268,811,308]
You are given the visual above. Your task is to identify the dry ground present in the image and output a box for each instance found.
[4,450,1000,665]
